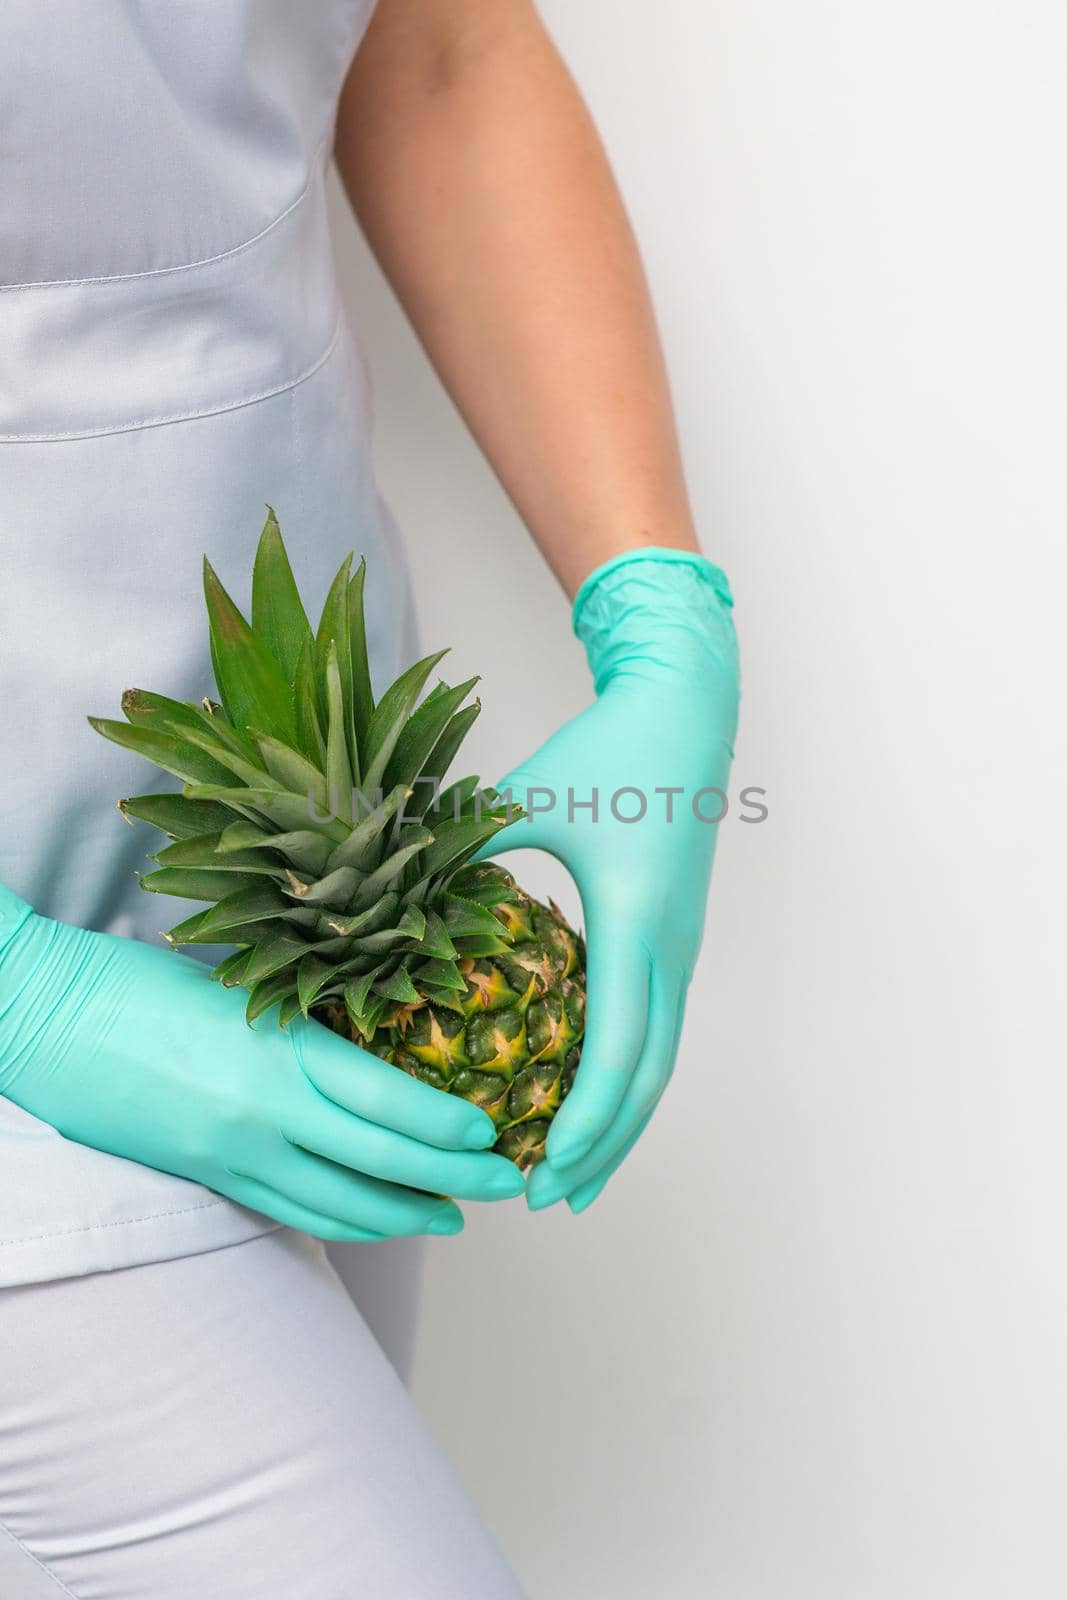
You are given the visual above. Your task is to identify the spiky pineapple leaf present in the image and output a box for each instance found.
[320,894,400,941]
[91,518,549,1066]
[203,557,297,744]
[297,953,336,1015]
[324,642,354,825]
[211,949,253,987]
[139,867,266,900]
[119,792,235,839]
[121,688,204,737]
[416,814,510,883]
[152,833,282,874]
[242,930,313,986]
[183,785,348,842]
[279,992,304,1027]
[281,864,360,906]
[121,689,261,766]
[362,650,449,794]
[372,965,421,1005]
[346,558,375,772]
[395,903,426,942]
[415,703,482,811]
[344,968,383,1021]
[89,718,235,788]
[246,969,299,1024]
[292,631,327,768]
[450,933,512,958]
[352,832,435,912]
[177,727,278,792]
[323,783,412,872]
[251,508,312,679]
[448,862,522,907]
[216,820,334,876]
[314,556,356,775]
[416,985,468,1014]
[411,957,467,992]
[348,921,430,956]
[383,676,479,796]
[162,908,213,945]
[411,907,458,960]
[194,883,315,941]
[358,996,389,1037]
[442,892,514,939]
[433,775,479,817]
[379,678,470,790]
[252,733,331,820]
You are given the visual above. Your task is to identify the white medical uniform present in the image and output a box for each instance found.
[0,4,522,1593]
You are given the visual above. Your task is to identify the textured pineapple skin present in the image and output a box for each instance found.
[318,877,586,1170]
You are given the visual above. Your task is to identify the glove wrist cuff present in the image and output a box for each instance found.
[572,546,738,694]
[572,546,733,637]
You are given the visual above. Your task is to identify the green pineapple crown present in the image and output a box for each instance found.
[89,509,523,1039]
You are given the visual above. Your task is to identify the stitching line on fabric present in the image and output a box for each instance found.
[0,315,343,444]
[0,135,330,294]
[0,1518,81,1598]
[0,1198,228,1249]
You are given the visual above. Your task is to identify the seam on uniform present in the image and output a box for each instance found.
[0,135,330,294]
[0,1198,228,1249]
[0,1520,80,1598]
[0,315,343,444]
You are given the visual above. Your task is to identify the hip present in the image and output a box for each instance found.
[0,1227,517,1599]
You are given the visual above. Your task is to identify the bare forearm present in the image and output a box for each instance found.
[336,0,698,596]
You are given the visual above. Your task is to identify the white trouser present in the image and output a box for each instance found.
[0,1230,523,1599]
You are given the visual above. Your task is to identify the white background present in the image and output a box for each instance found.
[330,3,1067,1595]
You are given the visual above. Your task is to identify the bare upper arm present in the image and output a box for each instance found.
[339,0,543,127]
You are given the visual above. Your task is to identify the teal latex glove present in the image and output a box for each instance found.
[485,548,740,1212]
[0,887,525,1239]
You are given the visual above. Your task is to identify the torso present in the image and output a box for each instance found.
[0,0,419,1285]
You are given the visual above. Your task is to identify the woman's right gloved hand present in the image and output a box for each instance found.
[0,884,525,1240]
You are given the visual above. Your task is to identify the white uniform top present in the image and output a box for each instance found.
[0,0,419,1286]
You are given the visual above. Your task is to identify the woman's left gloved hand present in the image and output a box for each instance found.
[482,548,740,1213]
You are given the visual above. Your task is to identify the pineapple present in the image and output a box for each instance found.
[90,511,584,1169]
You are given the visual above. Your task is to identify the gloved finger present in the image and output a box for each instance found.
[288,1099,525,1202]
[567,985,688,1214]
[566,1108,657,1215]
[237,1144,465,1237]
[288,1017,497,1153]
[544,916,652,1170]
[220,1173,391,1243]
[471,769,556,858]
[528,976,684,1209]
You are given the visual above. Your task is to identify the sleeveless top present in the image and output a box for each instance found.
[0,0,419,1285]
